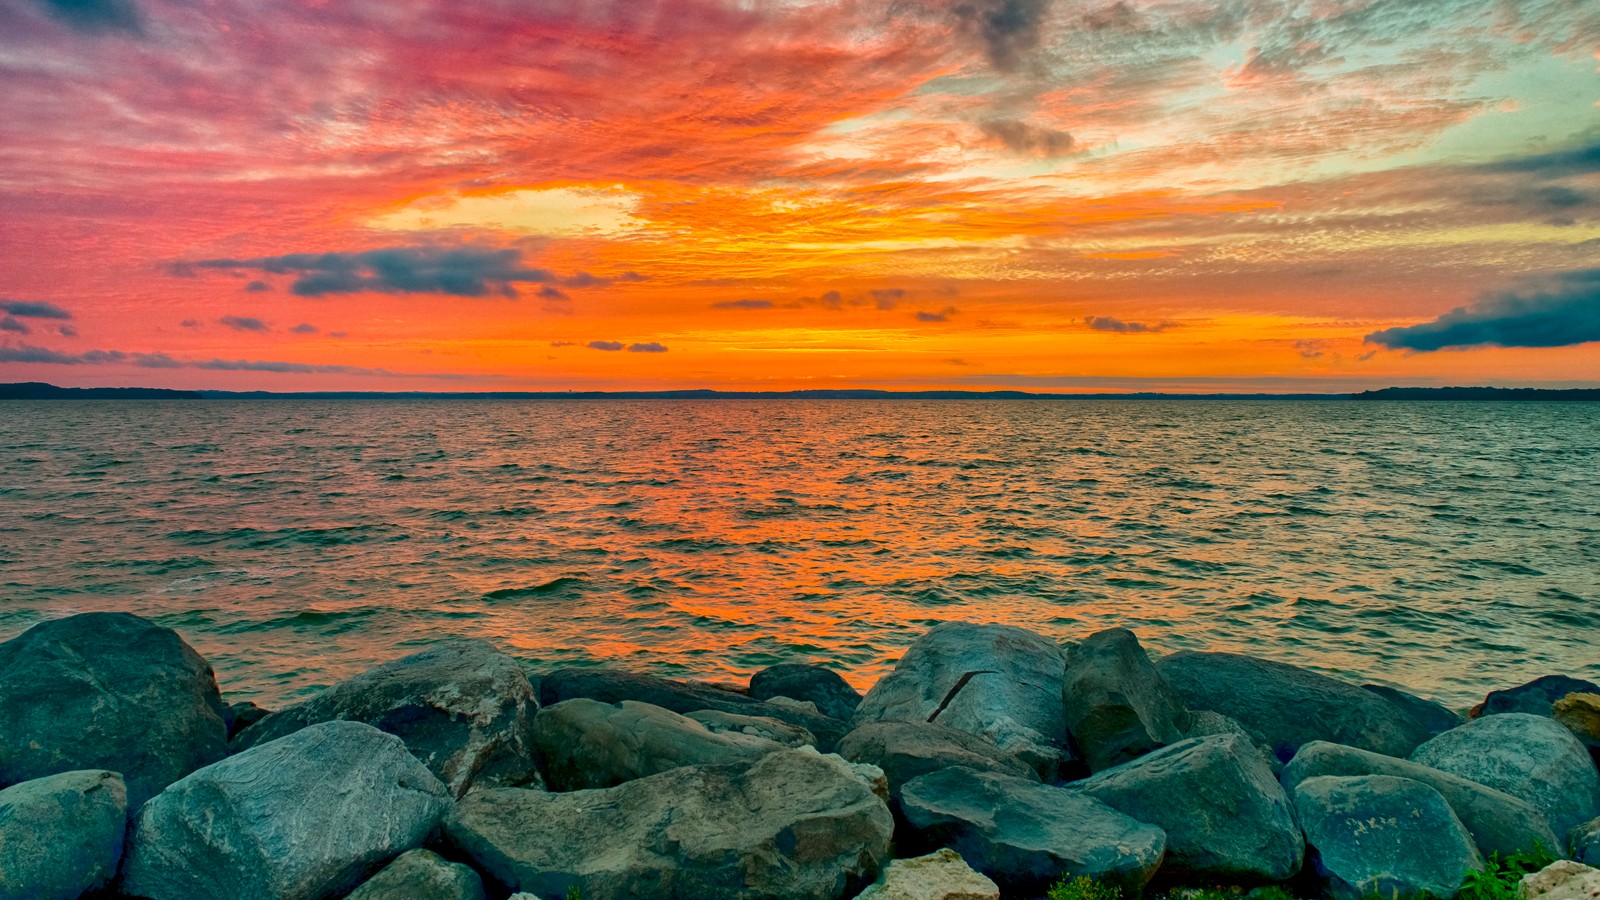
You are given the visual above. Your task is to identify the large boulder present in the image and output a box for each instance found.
[346,849,487,900]
[856,849,1000,900]
[1062,628,1192,772]
[532,698,784,790]
[0,770,127,900]
[1411,713,1600,836]
[854,623,1070,778]
[1482,676,1600,717]
[1155,651,1431,761]
[1571,817,1600,867]
[1362,684,1464,740]
[750,663,863,722]
[120,720,451,900]
[233,639,540,797]
[1072,733,1302,881]
[1554,694,1600,758]
[539,667,848,749]
[0,612,227,809]
[1282,740,1560,858]
[1293,774,1483,900]
[446,747,892,900]
[685,709,816,747]
[898,766,1165,895]
[836,720,1037,810]
[1523,861,1600,900]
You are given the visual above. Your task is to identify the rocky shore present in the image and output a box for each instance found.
[3,613,1600,900]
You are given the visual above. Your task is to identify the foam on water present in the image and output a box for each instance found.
[1,399,1596,706]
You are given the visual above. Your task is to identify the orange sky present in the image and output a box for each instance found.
[1,0,1597,392]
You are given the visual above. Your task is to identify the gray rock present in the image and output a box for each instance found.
[445,747,893,900]
[232,639,540,797]
[1569,817,1600,866]
[1072,733,1303,881]
[539,667,848,750]
[1062,628,1192,772]
[346,849,486,900]
[836,720,1037,809]
[749,663,863,721]
[1521,860,1600,900]
[0,770,126,900]
[1362,684,1464,739]
[1282,740,1560,858]
[854,623,1070,778]
[1553,693,1600,758]
[120,720,452,900]
[0,612,227,809]
[224,700,272,740]
[532,698,784,790]
[1482,676,1600,717]
[1183,709,1282,773]
[1292,774,1483,900]
[685,708,816,747]
[1410,713,1600,837]
[855,849,1000,900]
[898,766,1165,895]
[1155,651,1431,761]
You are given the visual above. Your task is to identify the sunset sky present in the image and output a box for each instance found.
[1,0,1596,392]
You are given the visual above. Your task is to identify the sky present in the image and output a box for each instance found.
[0,0,1597,393]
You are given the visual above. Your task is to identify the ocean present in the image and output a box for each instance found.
[1,399,1595,707]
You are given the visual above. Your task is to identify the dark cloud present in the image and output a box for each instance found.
[713,299,775,309]
[245,280,272,292]
[561,271,647,288]
[538,285,570,301]
[191,246,557,299]
[1295,339,1328,359]
[1085,315,1170,333]
[34,0,143,34]
[627,342,668,353]
[194,359,380,374]
[0,345,172,367]
[220,315,268,332]
[549,340,578,347]
[1,317,31,335]
[180,319,200,328]
[1480,141,1600,180]
[58,325,78,338]
[916,306,959,322]
[819,290,844,310]
[588,340,624,351]
[0,300,74,320]
[948,0,1051,71]
[1365,268,1600,351]
[979,119,1075,157]
[289,323,318,334]
[872,288,907,310]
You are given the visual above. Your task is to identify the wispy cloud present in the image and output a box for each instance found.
[0,342,476,378]
[219,315,268,332]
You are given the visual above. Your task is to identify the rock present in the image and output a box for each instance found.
[120,720,451,900]
[0,611,227,809]
[1155,651,1432,761]
[346,849,487,900]
[1411,712,1600,836]
[540,667,848,750]
[1183,710,1282,773]
[1554,693,1600,756]
[446,747,893,900]
[898,766,1165,895]
[1293,774,1483,900]
[1522,860,1600,900]
[750,663,863,721]
[1483,676,1600,717]
[232,639,540,797]
[0,770,126,900]
[1571,818,1600,866]
[1362,684,1464,739]
[686,708,816,747]
[836,721,1037,809]
[1061,628,1192,772]
[224,700,272,740]
[1283,740,1560,858]
[853,622,1070,778]
[531,698,785,790]
[767,696,823,715]
[856,849,1000,900]
[1072,733,1302,881]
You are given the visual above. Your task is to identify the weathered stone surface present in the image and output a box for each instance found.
[1571,817,1600,866]
[539,667,848,750]
[837,721,1037,808]
[750,663,863,722]
[854,623,1070,778]
[1062,628,1192,772]
[1522,860,1600,900]
[1284,740,1560,859]
[0,611,227,809]
[233,639,540,797]
[223,700,272,740]
[686,708,816,747]
[856,849,1000,900]
[0,770,126,900]
[121,720,451,900]
[1362,684,1464,739]
[1155,651,1432,761]
[1411,712,1600,837]
[898,765,1165,895]
[1554,693,1600,755]
[446,747,893,900]
[532,698,784,790]
[1073,733,1302,881]
[1483,676,1600,718]
[1293,774,1483,900]
[346,849,487,900]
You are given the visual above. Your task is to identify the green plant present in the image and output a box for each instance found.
[565,885,584,900]
[1457,842,1559,900]
[1048,875,1123,900]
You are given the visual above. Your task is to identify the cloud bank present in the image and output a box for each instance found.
[1365,269,1600,351]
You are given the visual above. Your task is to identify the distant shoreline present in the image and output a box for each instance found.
[3,381,1599,401]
